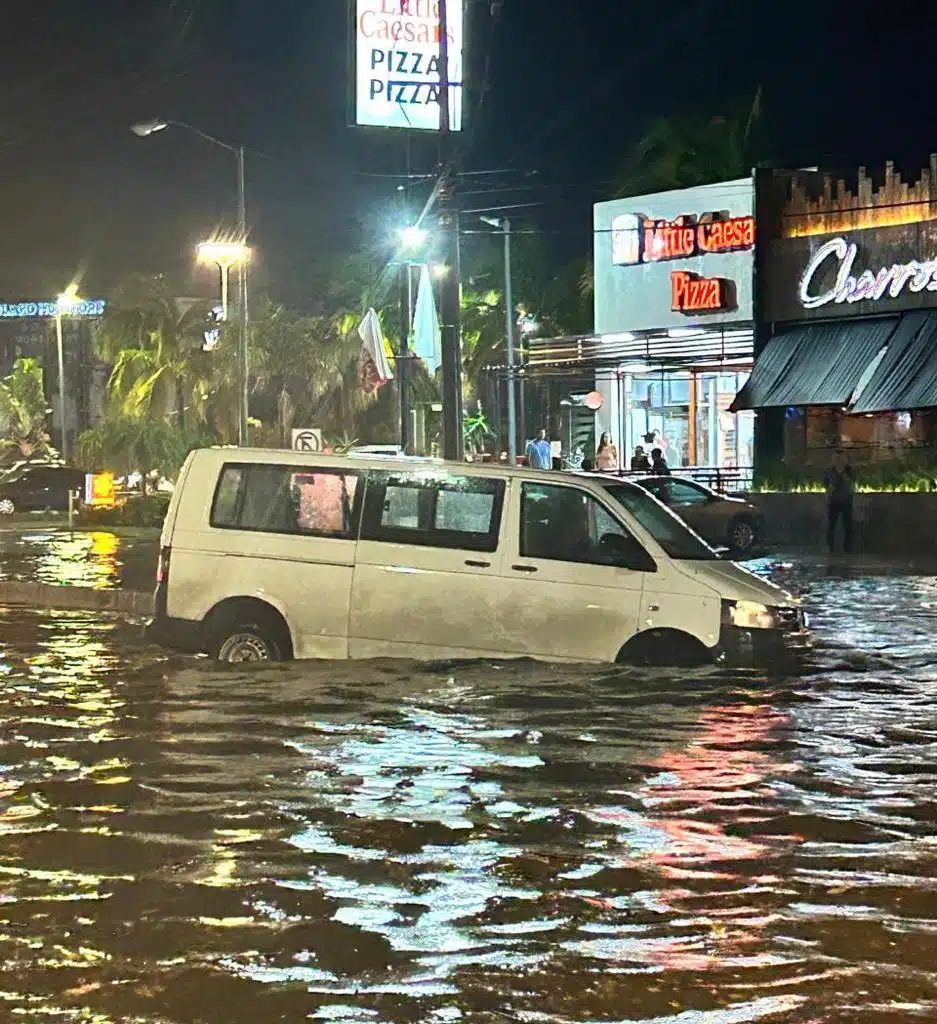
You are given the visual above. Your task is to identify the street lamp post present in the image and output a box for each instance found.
[481,216,518,462]
[131,119,250,446]
[55,285,80,463]
[197,241,249,321]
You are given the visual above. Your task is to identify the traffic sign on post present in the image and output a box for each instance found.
[291,428,322,453]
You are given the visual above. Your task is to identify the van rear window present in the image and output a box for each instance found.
[210,464,361,539]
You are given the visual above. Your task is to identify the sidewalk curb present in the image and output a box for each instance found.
[0,581,153,617]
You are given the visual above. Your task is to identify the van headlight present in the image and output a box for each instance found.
[722,599,777,630]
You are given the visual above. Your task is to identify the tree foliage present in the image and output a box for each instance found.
[613,88,763,197]
[0,358,51,461]
[97,274,215,429]
[71,216,591,475]
[77,414,196,486]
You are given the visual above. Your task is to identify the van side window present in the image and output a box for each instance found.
[362,472,504,552]
[521,482,636,566]
[210,463,361,538]
[213,466,244,526]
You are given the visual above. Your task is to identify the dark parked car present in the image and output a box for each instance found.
[0,463,86,514]
[633,475,764,555]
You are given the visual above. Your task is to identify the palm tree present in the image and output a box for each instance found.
[245,303,378,442]
[613,87,762,197]
[97,274,215,430]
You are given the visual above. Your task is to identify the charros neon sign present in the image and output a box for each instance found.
[799,237,937,309]
[612,212,755,266]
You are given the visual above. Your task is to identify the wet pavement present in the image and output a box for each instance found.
[0,560,937,1021]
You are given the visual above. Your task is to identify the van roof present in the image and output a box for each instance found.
[191,446,643,487]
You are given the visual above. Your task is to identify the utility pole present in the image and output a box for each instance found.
[398,260,411,452]
[436,0,464,461]
[236,144,249,447]
[502,218,517,462]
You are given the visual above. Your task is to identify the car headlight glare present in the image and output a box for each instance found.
[723,599,777,630]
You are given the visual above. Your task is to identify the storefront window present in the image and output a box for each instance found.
[803,408,935,463]
[622,369,753,469]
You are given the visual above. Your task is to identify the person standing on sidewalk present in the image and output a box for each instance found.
[526,428,553,470]
[596,432,619,471]
[824,451,855,554]
[650,448,671,475]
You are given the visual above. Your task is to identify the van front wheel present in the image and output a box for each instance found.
[618,628,709,667]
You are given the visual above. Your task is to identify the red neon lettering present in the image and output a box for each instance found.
[697,216,755,254]
[644,220,695,262]
[671,271,728,313]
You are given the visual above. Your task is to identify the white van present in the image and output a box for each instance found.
[147,448,807,665]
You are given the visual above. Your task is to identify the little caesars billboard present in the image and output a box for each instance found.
[593,178,756,334]
[354,0,463,131]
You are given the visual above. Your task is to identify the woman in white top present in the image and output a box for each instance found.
[596,432,619,471]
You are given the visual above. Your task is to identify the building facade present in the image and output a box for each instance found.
[525,178,757,470]
[738,160,937,472]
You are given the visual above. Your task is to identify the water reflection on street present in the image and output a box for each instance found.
[0,527,154,590]
[0,562,936,1022]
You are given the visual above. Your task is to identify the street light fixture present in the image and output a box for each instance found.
[54,285,80,462]
[401,225,428,249]
[197,241,250,321]
[131,117,250,446]
[130,120,168,138]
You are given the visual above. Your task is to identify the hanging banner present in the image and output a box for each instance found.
[353,0,463,131]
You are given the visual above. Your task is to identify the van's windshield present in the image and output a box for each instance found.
[601,481,718,561]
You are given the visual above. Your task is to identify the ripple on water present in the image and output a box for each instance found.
[0,563,935,1021]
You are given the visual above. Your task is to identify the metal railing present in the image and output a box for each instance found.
[577,464,754,494]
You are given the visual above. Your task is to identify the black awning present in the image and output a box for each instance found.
[730,318,898,412]
[851,311,937,413]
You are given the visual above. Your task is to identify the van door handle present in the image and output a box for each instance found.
[464,559,491,568]
[512,564,538,573]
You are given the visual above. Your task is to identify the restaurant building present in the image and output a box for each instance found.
[736,159,937,472]
[524,178,757,470]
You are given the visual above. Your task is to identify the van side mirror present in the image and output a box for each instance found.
[599,532,657,572]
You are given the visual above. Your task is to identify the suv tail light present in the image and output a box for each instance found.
[156,545,171,585]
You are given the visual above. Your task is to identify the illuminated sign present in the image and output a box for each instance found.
[798,237,937,310]
[0,300,105,318]
[612,213,755,266]
[84,472,117,508]
[355,0,463,131]
[671,271,735,314]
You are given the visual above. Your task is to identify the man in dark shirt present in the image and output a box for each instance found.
[650,447,670,475]
[824,451,855,554]
[630,445,651,472]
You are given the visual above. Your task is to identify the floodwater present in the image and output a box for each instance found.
[1,562,937,1022]
[0,526,155,591]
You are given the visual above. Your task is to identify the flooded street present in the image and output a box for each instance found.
[1,562,937,1022]
[0,525,155,591]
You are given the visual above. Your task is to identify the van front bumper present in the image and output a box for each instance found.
[145,613,204,654]
[718,607,811,666]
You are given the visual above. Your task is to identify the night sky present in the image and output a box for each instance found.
[0,0,934,305]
